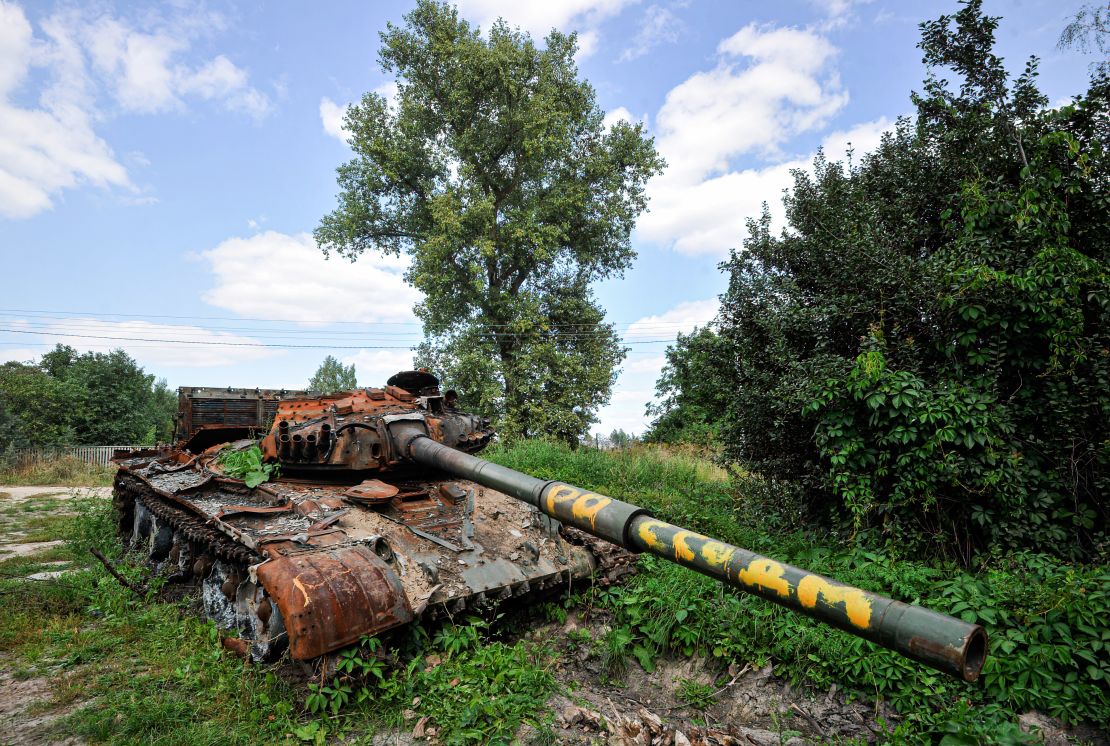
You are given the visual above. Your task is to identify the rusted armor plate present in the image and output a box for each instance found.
[256,545,413,660]
[343,479,399,504]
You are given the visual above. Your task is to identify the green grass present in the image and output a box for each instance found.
[0,493,69,514]
[486,441,1110,743]
[0,456,116,487]
[0,511,78,543]
[0,543,75,577]
[0,440,1105,744]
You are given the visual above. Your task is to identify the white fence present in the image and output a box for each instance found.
[8,445,144,468]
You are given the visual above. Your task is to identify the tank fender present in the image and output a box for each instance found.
[255,545,413,660]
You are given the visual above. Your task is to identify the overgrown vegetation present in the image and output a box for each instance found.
[0,441,1106,743]
[217,445,279,488]
[0,454,116,486]
[487,441,1110,742]
[0,343,176,449]
[648,1,1109,565]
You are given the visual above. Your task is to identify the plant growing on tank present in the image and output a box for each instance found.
[217,444,278,488]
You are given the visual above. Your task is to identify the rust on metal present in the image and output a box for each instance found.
[343,479,399,505]
[257,545,413,660]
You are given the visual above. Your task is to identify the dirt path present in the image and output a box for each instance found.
[0,485,106,745]
[0,667,84,746]
[0,487,110,558]
[0,487,112,502]
[524,611,892,745]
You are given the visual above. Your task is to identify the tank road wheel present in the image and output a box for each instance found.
[202,560,287,662]
[131,502,174,563]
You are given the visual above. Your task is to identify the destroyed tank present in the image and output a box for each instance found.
[113,371,988,681]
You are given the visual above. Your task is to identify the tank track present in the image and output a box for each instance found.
[114,475,260,565]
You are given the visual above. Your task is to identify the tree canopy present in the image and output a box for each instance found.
[649,1,1109,563]
[0,345,176,449]
[316,0,664,444]
[308,355,358,393]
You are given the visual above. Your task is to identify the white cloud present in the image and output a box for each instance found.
[454,0,636,58]
[639,162,799,255]
[455,0,634,34]
[624,354,666,374]
[639,117,893,255]
[179,55,271,119]
[656,24,845,184]
[0,1,33,96]
[594,388,653,435]
[25,318,278,368]
[620,3,685,62]
[0,1,271,220]
[635,25,899,256]
[0,2,130,219]
[321,83,394,144]
[809,0,874,29]
[602,106,643,130]
[375,80,399,110]
[200,231,421,325]
[320,97,346,142]
[0,348,42,364]
[820,116,892,165]
[624,298,718,339]
[82,14,271,118]
[593,298,719,436]
[341,349,417,387]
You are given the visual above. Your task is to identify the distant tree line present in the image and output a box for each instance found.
[0,344,176,448]
[646,1,1109,563]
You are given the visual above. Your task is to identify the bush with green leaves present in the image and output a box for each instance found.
[0,344,176,447]
[299,619,558,745]
[664,1,1110,562]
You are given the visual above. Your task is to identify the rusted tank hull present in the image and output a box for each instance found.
[114,455,598,661]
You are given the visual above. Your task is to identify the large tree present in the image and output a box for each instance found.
[645,326,732,447]
[657,2,1109,562]
[308,355,358,393]
[316,0,664,443]
[0,345,175,448]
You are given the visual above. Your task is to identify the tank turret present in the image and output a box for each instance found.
[113,371,986,681]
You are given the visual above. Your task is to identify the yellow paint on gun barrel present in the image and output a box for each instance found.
[672,531,696,562]
[797,574,874,629]
[636,518,669,552]
[571,494,611,532]
[699,539,737,576]
[737,558,791,599]
[544,484,614,532]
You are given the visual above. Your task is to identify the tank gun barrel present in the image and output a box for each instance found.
[405,434,987,682]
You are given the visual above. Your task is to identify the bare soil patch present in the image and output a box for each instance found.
[0,666,85,745]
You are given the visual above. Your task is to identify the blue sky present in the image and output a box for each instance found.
[0,0,1097,437]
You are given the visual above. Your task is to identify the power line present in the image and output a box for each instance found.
[0,340,667,358]
[0,307,717,330]
[0,327,683,349]
[0,317,698,341]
